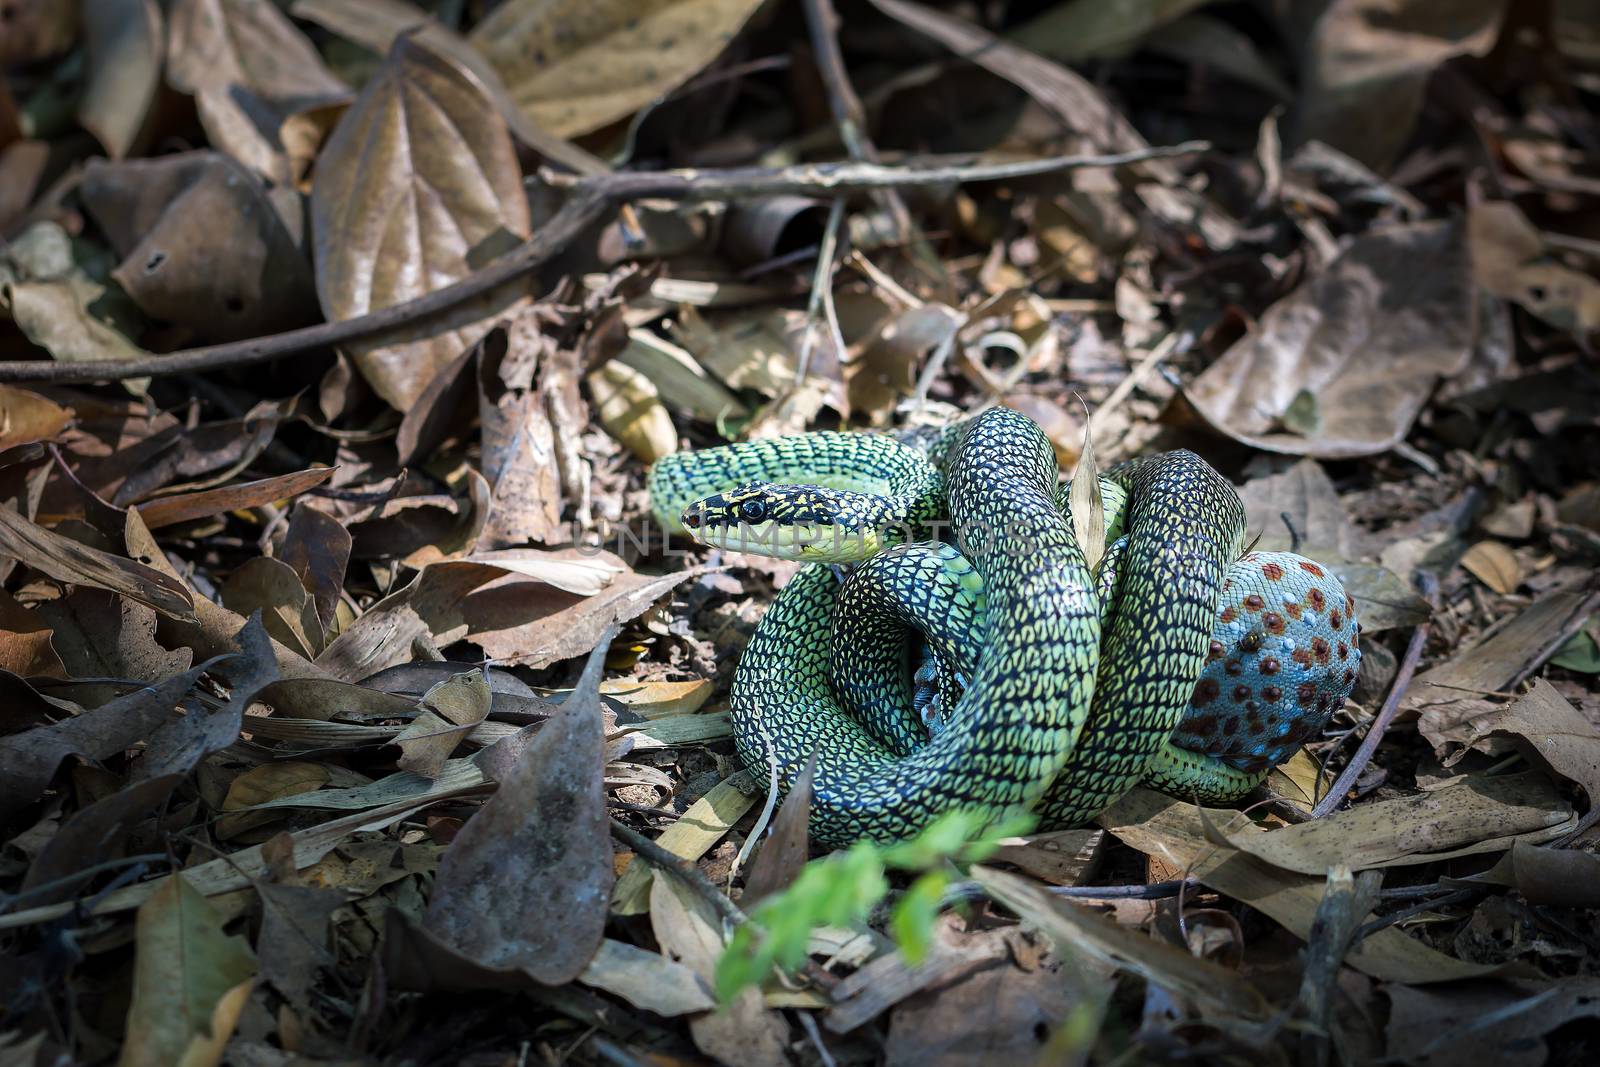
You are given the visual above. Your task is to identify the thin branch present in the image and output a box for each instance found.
[608,817,746,928]
[0,142,1208,387]
[1310,571,1439,819]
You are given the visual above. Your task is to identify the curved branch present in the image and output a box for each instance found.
[0,142,1207,386]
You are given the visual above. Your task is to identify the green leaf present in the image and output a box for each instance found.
[891,870,950,965]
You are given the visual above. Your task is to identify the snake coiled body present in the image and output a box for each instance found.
[650,408,1359,845]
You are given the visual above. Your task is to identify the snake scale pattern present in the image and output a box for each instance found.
[650,408,1359,845]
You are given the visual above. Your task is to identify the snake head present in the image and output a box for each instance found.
[679,483,886,561]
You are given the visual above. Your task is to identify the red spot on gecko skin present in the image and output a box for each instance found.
[1284,601,1303,620]
[1343,668,1356,686]
[1220,606,1237,624]
[1224,659,1243,676]
[1244,594,1265,612]
[1345,594,1357,616]
[1330,610,1343,629]
[1207,640,1226,662]
[1338,642,1349,660]
[1260,657,1281,675]
[1299,561,1325,578]
[1186,713,1218,737]
[1296,682,1316,706]
[1261,561,1284,580]
[1307,588,1326,612]
[1233,685,1252,702]
[1292,648,1313,667]
[1223,718,1239,736]
[1263,611,1285,634]
[1192,678,1220,706]
[1262,685,1282,702]
[1312,637,1331,664]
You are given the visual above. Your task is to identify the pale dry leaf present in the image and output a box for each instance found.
[587,360,678,463]
[311,36,531,409]
[80,0,164,160]
[218,762,332,839]
[576,939,716,1016]
[0,505,195,620]
[0,386,71,451]
[1069,422,1105,573]
[468,0,769,139]
[740,752,815,907]
[222,556,325,659]
[394,669,492,778]
[118,874,258,1067]
[1460,540,1522,595]
[1186,219,1475,457]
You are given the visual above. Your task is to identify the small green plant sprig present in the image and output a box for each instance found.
[714,809,1034,1002]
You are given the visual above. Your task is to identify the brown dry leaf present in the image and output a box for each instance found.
[974,865,1265,1018]
[1407,586,1600,725]
[576,939,716,1017]
[670,305,801,399]
[79,0,164,159]
[0,505,194,620]
[394,668,492,777]
[136,467,335,529]
[221,556,325,659]
[1385,977,1600,1067]
[1475,839,1600,909]
[612,775,758,914]
[290,0,608,174]
[848,304,962,422]
[1420,679,1600,807]
[883,928,1086,1067]
[79,153,321,343]
[20,775,183,908]
[218,762,331,839]
[587,360,678,463]
[1220,772,1573,875]
[278,503,352,633]
[649,875,791,1066]
[253,877,345,1011]
[1099,789,1503,983]
[616,329,747,425]
[0,222,154,375]
[0,386,71,451]
[986,828,1103,886]
[0,589,65,677]
[422,636,612,984]
[1469,200,1600,337]
[1185,219,1475,457]
[600,677,714,718]
[349,469,491,569]
[0,0,80,64]
[468,0,769,139]
[477,318,563,548]
[740,751,815,907]
[311,35,531,410]
[1460,539,1523,594]
[33,588,193,697]
[166,0,351,183]
[119,874,257,1067]
[1280,0,1507,170]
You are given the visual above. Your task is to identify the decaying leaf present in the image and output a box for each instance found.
[394,668,492,777]
[422,637,612,983]
[587,359,679,463]
[0,386,71,452]
[1185,220,1475,457]
[119,873,258,1067]
[79,0,164,160]
[468,0,769,139]
[311,36,531,409]
[0,504,194,619]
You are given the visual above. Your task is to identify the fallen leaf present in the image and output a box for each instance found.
[221,557,325,659]
[986,828,1103,886]
[650,875,791,1065]
[1385,977,1600,1067]
[468,0,770,139]
[20,775,183,907]
[576,938,717,1016]
[0,386,71,451]
[1474,839,1600,909]
[0,0,80,64]
[0,505,194,620]
[1460,540,1523,594]
[1469,200,1600,337]
[166,0,352,183]
[311,35,532,409]
[587,359,678,463]
[740,752,815,907]
[80,0,163,159]
[394,668,491,777]
[1185,220,1475,457]
[278,503,352,633]
[253,878,345,1010]
[476,318,564,548]
[33,587,193,697]
[422,636,612,983]
[218,761,331,839]
[136,467,335,529]
[80,153,321,342]
[118,873,258,1067]
[1420,679,1600,807]
[612,774,759,914]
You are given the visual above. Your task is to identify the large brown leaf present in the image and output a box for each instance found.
[1183,219,1475,457]
[311,36,531,410]
[422,635,612,983]
[166,0,351,183]
[0,505,195,621]
[79,0,163,159]
[467,0,768,139]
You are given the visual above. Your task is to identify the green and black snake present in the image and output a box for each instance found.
[650,408,1360,845]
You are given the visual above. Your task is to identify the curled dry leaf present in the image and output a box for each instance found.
[1185,219,1475,457]
[422,636,612,984]
[0,505,194,620]
[394,668,492,778]
[221,557,325,659]
[166,0,352,183]
[1460,540,1522,594]
[1469,200,1600,337]
[311,36,531,410]
[587,360,678,463]
[278,503,352,633]
[79,0,164,160]
[136,467,336,529]
[576,939,716,1017]
[80,153,321,343]
[478,318,563,548]
[468,0,770,139]
[119,874,257,1067]
[1420,679,1600,807]
[0,386,71,452]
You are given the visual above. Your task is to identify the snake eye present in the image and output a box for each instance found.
[738,499,768,523]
